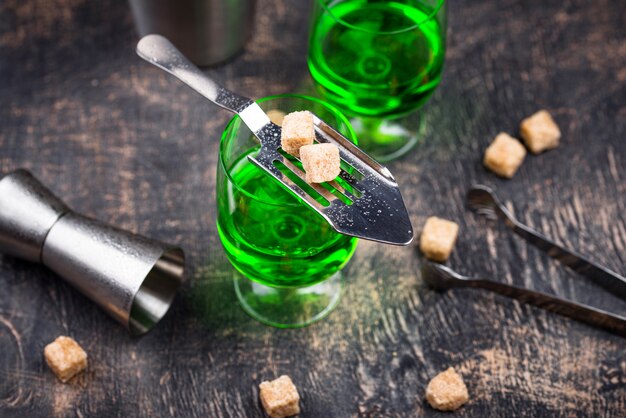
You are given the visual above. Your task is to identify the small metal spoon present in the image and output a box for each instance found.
[422,262,626,337]
[136,34,413,245]
[467,185,626,300]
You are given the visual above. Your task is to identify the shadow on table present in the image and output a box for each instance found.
[187,257,262,336]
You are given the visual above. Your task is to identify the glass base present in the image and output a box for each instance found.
[349,112,423,162]
[233,272,343,328]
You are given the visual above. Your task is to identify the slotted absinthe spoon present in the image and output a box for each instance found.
[136,34,413,245]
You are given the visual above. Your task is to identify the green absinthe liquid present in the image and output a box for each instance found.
[217,148,357,288]
[308,0,446,117]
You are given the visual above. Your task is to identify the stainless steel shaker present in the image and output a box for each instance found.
[129,0,257,66]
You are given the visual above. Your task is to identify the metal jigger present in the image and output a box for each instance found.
[0,169,185,335]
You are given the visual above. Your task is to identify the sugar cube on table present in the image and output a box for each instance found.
[44,336,88,383]
[483,132,527,178]
[519,110,561,154]
[281,111,315,157]
[259,375,301,418]
[300,143,341,184]
[419,216,459,262]
[425,367,469,411]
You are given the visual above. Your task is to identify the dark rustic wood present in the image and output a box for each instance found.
[1,0,625,416]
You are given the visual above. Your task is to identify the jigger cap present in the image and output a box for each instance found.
[0,169,185,335]
[0,169,69,262]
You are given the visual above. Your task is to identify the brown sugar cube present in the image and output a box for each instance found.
[44,336,88,383]
[267,109,286,126]
[419,216,459,262]
[281,110,315,157]
[259,375,301,418]
[483,132,527,178]
[425,367,469,411]
[519,110,561,154]
[300,143,341,183]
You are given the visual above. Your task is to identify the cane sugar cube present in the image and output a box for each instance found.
[425,367,469,411]
[483,132,527,178]
[267,109,286,126]
[259,375,301,418]
[281,111,315,157]
[44,336,88,383]
[519,110,561,154]
[419,217,459,262]
[300,143,341,183]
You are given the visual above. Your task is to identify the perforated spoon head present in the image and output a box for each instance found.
[137,34,414,245]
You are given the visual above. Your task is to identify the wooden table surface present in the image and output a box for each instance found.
[1,0,625,416]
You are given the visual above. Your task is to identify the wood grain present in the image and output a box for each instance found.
[1,0,625,416]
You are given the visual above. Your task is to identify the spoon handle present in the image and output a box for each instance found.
[507,217,626,300]
[466,278,626,337]
[136,35,253,114]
